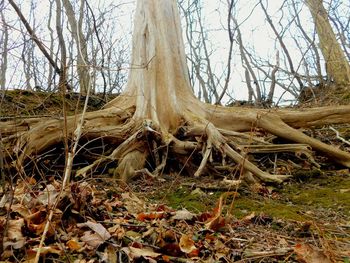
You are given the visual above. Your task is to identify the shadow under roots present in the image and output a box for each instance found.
[8,138,120,182]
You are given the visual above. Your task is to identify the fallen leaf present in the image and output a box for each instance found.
[108,224,126,239]
[10,203,31,218]
[26,208,61,237]
[25,246,62,262]
[196,212,212,222]
[179,234,197,254]
[29,246,62,256]
[77,221,111,241]
[294,243,332,263]
[137,212,167,221]
[3,218,25,250]
[98,245,118,263]
[122,192,145,215]
[171,209,195,220]
[0,194,7,208]
[37,184,58,206]
[123,246,161,259]
[204,192,236,230]
[70,182,93,211]
[67,239,82,251]
[81,231,105,248]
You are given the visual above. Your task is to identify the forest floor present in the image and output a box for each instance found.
[0,90,349,262]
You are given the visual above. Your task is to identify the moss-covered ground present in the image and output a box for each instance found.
[139,171,350,223]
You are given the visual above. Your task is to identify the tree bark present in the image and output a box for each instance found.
[62,0,90,94]
[0,5,8,92]
[306,0,350,87]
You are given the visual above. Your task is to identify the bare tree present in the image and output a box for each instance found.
[47,0,56,91]
[327,1,350,61]
[55,0,67,90]
[62,0,89,94]
[21,28,32,90]
[3,0,350,188]
[291,0,323,86]
[0,0,8,92]
[260,0,304,89]
[234,18,261,103]
[306,0,350,87]
[8,0,62,77]
[85,1,107,96]
[179,0,220,103]
[216,0,235,104]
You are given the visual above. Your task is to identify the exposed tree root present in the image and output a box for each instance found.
[2,103,350,185]
[2,0,350,186]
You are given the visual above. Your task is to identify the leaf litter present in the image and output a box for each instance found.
[0,175,349,263]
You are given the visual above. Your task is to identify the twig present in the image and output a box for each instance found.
[330,126,350,146]
[0,132,5,186]
[236,248,293,262]
[33,21,93,263]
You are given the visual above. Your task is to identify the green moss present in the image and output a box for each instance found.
[231,197,306,221]
[150,174,350,222]
[286,176,350,216]
[164,187,221,213]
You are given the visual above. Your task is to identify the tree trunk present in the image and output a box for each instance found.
[0,6,8,92]
[62,0,89,94]
[306,0,350,87]
[2,0,350,185]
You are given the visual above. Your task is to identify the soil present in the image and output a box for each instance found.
[1,90,349,262]
[0,89,117,120]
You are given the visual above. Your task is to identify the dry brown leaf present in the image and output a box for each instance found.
[0,194,8,208]
[26,208,61,237]
[10,203,31,218]
[81,231,105,248]
[137,211,167,221]
[30,246,62,255]
[24,246,62,263]
[3,218,25,250]
[67,239,83,251]
[77,221,111,241]
[126,246,161,259]
[213,239,231,259]
[171,209,195,220]
[122,192,145,215]
[37,184,58,206]
[98,245,118,263]
[205,192,237,230]
[294,243,332,263]
[179,234,197,254]
[108,224,126,239]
